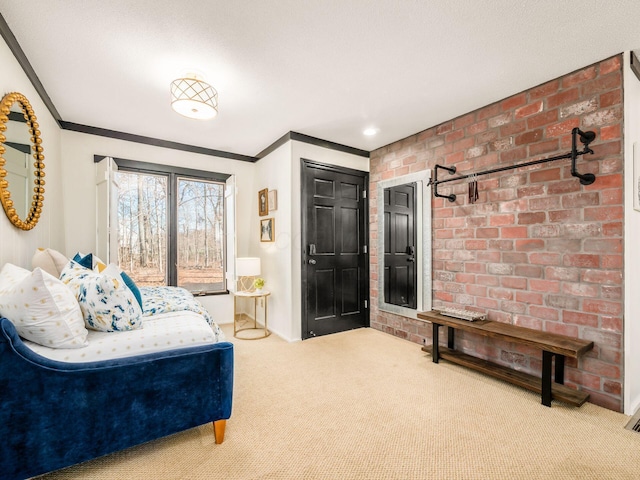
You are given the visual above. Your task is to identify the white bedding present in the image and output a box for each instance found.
[24,310,224,363]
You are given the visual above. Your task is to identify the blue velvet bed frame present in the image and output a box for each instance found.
[0,317,234,480]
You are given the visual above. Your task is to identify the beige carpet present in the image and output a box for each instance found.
[38,325,640,480]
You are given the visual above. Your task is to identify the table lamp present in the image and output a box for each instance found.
[236,257,261,292]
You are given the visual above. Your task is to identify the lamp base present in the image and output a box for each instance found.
[238,276,256,293]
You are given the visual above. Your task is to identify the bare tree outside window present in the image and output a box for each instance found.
[116,171,168,285]
[115,170,225,294]
[177,177,225,292]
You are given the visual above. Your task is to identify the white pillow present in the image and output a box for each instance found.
[31,248,69,278]
[60,260,143,332]
[0,263,89,348]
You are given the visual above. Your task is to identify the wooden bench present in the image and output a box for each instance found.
[417,310,594,407]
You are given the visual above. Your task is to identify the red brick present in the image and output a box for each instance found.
[529,279,560,293]
[562,66,597,88]
[545,266,579,282]
[602,222,622,237]
[527,109,559,129]
[563,254,599,268]
[500,120,527,136]
[515,291,543,304]
[584,206,623,221]
[584,238,623,254]
[476,227,499,238]
[583,299,622,316]
[454,112,476,129]
[500,146,528,163]
[501,93,527,111]
[562,192,600,208]
[515,129,543,146]
[600,55,621,75]
[489,214,515,226]
[563,311,599,327]
[544,321,579,337]
[515,100,544,118]
[546,118,580,137]
[467,120,488,135]
[515,265,542,278]
[530,80,560,99]
[547,88,579,108]
[600,90,622,108]
[583,357,620,378]
[529,167,561,183]
[601,255,623,269]
[464,240,487,250]
[585,173,622,190]
[436,122,453,135]
[549,209,580,223]
[529,253,561,265]
[465,262,486,274]
[582,71,622,96]
[502,277,527,289]
[517,185,545,198]
[501,226,528,238]
[600,124,621,140]
[530,306,559,320]
[562,283,598,297]
[502,252,527,263]
[529,139,560,156]
[517,212,545,224]
[515,239,544,251]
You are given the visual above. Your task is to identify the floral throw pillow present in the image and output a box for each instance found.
[60,260,143,332]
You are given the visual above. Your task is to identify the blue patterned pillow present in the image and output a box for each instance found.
[72,252,94,270]
[60,260,143,332]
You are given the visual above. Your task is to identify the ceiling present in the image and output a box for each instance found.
[1,1,639,159]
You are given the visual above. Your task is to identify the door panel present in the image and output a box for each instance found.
[384,183,417,309]
[302,160,368,339]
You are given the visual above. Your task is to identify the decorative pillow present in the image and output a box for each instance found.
[72,252,94,270]
[120,270,143,309]
[73,254,143,309]
[31,248,69,278]
[60,260,143,332]
[0,263,88,348]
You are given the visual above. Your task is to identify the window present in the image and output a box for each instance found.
[113,159,229,295]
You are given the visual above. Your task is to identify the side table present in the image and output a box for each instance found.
[233,289,271,339]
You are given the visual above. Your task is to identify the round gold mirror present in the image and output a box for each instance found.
[0,92,45,230]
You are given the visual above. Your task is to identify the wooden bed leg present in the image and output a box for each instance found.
[213,419,226,444]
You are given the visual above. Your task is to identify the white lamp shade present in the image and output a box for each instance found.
[236,257,261,277]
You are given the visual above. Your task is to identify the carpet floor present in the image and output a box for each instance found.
[37,324,640,479]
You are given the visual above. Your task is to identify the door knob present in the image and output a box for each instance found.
[309,259,317,265]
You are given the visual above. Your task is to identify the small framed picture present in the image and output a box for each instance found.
[260,218,275,242]
[635,142,640,212]
[268,190,278,211]
[258,188,268,216]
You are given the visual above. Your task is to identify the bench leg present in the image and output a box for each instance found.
[542,351,553,407]
[448,326,455,349]
[555,355,565,385]
[432,323,440,363]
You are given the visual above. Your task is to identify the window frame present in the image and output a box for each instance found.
[108,156,231,296]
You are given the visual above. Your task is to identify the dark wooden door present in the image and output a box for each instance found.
[384,183,417,308]
[301,160,368,339]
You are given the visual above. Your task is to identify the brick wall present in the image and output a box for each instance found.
[369,55,624,411]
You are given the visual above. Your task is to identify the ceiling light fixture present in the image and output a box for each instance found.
[170,73,218,120]
[363,127,378,136]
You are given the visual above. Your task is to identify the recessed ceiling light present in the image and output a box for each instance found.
[363,127,378,136]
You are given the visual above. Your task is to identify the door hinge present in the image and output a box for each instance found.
[362,190,367,199]
[363,245,367,254]
[364,300,368,308]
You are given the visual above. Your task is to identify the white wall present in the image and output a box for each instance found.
[624,51,640,415]
[0,36,64,269]
[250,142,293,339]
[60,130,255,323]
